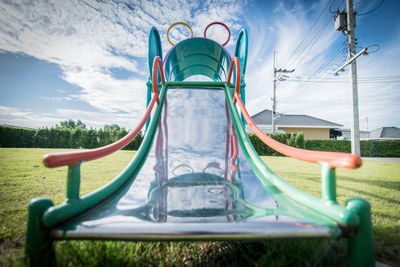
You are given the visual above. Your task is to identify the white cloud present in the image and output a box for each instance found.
[0,105,146,129]
[0,0,248,128]
[0,0,398,132]
[0,106,62,128]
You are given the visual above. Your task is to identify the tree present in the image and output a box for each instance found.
[59,119,86,130]
[125,131,144,150]
[86,128,98,148]
[103,124,120,132]
[59,128,71,148]
[76,120,86,129]
[117,128,128,140]
[33,128,50,148]
[97,128,107,146]
[71,127,83,148]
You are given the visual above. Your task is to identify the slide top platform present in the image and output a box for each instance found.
[164,37,231,82]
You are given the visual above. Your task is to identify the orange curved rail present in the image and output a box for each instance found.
[152,56,164,104]
[227,57,241,97]
[43,57,165,168]
[228,57,362,170]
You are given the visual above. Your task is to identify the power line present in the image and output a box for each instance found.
[357,6,399,41]
[357,0,385,15]
[285,76,400,83]
[277,99,395,107]
[309,44,347,80]
[329,0,345,13]
[353,0,367,6]
[291,16,332,70]
[283,0,334,68]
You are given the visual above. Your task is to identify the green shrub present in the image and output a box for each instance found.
[295,132,305,149]
[248,133,273,156]
[288,132,296,147]
[247,133,289,156]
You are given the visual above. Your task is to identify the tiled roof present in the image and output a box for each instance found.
[369,127,400,139]
[252,109,342,128]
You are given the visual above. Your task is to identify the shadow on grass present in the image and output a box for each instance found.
[373,225,400,266]
[292,175,400,205]
[336,184,400,205]
[54,239,348,266]
[337,175,400,191]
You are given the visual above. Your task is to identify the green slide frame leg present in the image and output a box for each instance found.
[346,198,375,267]
[26,197,54,266]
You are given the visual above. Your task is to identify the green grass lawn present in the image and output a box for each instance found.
[0,148,399,266]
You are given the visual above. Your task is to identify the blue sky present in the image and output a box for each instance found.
[0,0,399,131]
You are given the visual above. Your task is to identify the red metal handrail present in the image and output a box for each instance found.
[43,57,165,168]
[228,57,362,170]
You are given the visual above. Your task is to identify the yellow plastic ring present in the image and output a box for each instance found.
[166,22,193,46]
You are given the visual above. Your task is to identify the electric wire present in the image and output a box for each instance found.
[274,0,388,114]
[357,7,399,41]
[329,0,345,13]
[357,0,385,15]
[285,75,400,83]
[309,44,347,80]
[353,0,367,6]
[291,16,332,70]
[356,44,380,53]
[283,0,335,68]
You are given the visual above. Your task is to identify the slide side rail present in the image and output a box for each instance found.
[42,56,165,204]
[227,58,362,170]
[227,57,362,205]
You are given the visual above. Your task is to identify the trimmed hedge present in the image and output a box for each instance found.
[305,140,400,157]
[305,140,351,153]
[0,125,143,151]
[364,140,400,157]
[1,126,400,157]
[248,133,400,157]
[0,126,35,148]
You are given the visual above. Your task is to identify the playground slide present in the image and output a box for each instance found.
[26,22,374,266]
[49,86,340,240]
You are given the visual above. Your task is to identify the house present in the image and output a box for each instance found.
[337,127,400,141]
[247,109,342,140]
[368,127,400,140]
[336,129,371,140]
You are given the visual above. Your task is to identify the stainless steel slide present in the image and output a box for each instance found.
[53,87,338,240]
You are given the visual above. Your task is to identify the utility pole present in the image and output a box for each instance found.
[272,51,294,135]
[347,0,361,155]
[272,51,277,135]
[334,0,362,155]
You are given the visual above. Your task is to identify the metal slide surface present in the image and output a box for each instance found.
[53,87,339,240]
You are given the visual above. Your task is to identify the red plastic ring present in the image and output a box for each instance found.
[204,22,231,46]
